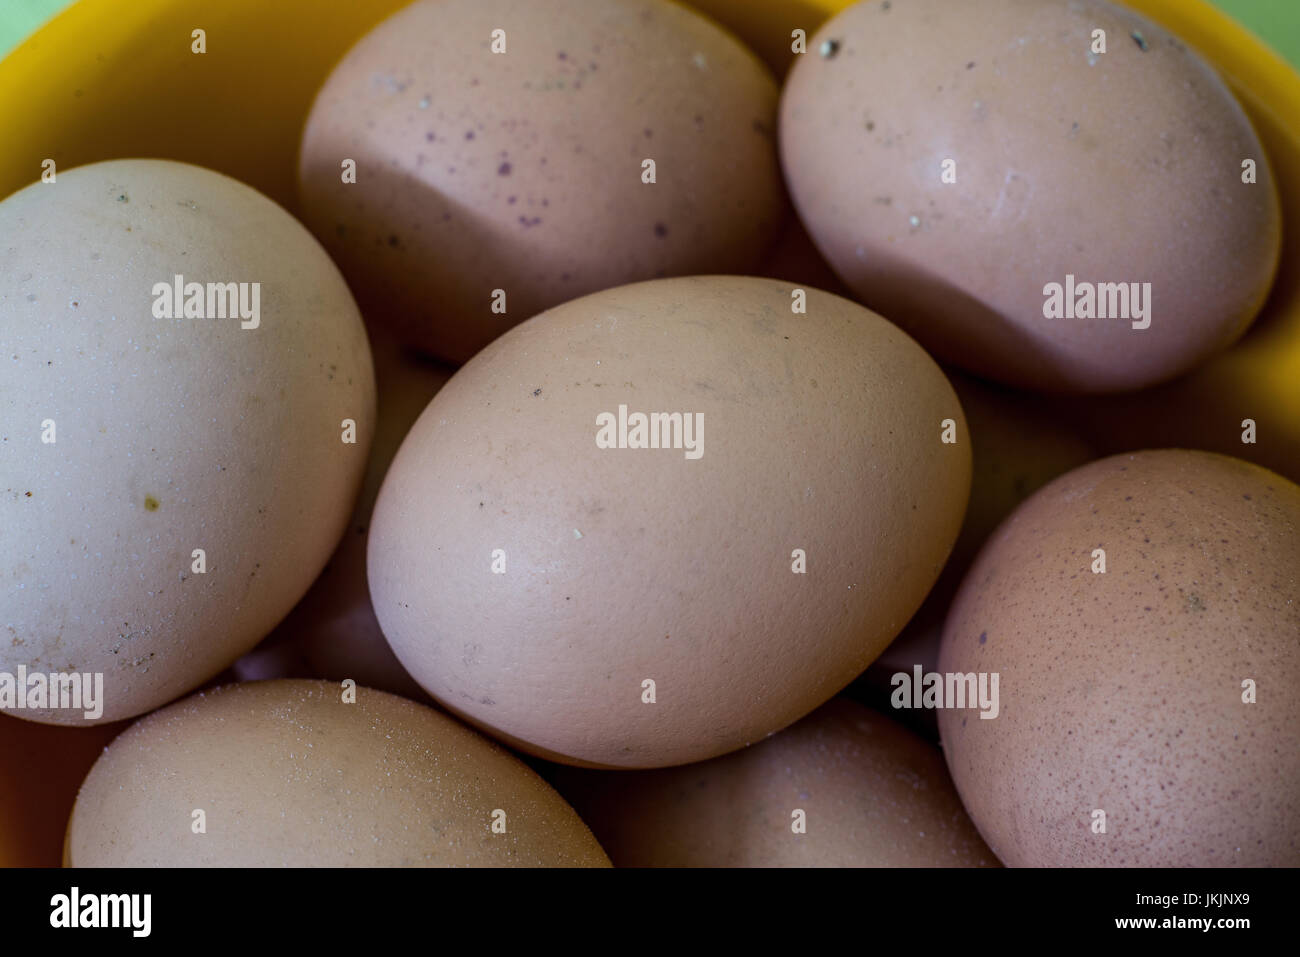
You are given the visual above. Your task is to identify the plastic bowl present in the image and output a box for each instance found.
[1,0,1296,476]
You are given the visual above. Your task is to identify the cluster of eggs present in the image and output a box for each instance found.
[1,0,1296,868]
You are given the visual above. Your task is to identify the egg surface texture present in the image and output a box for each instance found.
[369,275,970,768]
[550,696,996,866]
[66,679,610,867]
[299,0,786,364]
[939,450,1300,866]
[780,0,1281,393]
[0,159,375,725]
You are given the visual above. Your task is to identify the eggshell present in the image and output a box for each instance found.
[0,159,375,724]
[299,0,786,363]
[548,697,996,866]
[368,275,970,768]
[858,373,1094,737]
[0,713,124,866]
[65,679,610,867]
[232,332,451,700]
[939,450,1300,866]
[780,0,1281,392]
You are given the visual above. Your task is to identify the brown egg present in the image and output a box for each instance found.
[548,697,996,866]
[66,679,609,867]
[859,373,1094,737]
[939,450,1300,866]
[299,0,786,364]
[780,0,1281,392]
[0,713,125,866]
[0,159,375,725]
[232,332,452,700]
[369,275,970,768]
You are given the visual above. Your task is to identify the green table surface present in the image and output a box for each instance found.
[1,0,1298,66]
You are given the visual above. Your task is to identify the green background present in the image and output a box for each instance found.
[1,0,1298,66]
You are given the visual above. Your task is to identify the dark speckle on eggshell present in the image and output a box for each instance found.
[938,450,1300,867]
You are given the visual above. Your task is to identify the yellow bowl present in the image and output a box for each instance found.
[2,0,1297,476]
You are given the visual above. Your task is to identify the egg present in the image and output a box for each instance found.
[298,0,786,364]
[0,159,375,725]
[368,275,970,768]
[939,450,1300,866]
[66,679,610,866]
[548,696,996,866]
[0,713,124,866]
[858,373,1094,737]
[232,331,451,700]
[780,0,1281,392]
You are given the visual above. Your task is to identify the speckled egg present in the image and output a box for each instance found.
[780,0,1281,392]
[66,679,610,867]
[0,159,375,725]
[368,275,970,768]
[299,0,786,363]
[548,696,997,866]
[939,450,1300,866]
